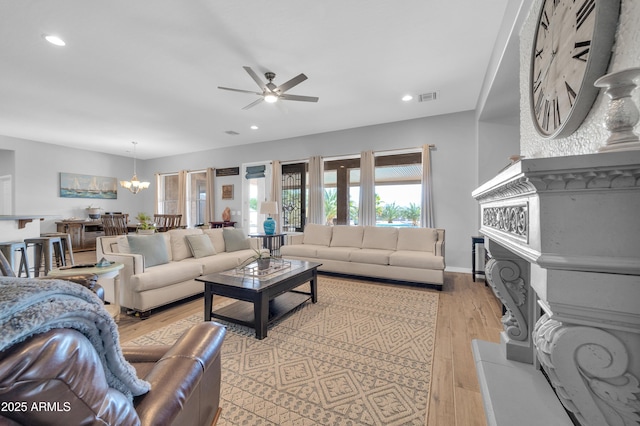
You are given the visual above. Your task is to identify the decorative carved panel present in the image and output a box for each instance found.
[534,314,640,426]
[482,204,528,242]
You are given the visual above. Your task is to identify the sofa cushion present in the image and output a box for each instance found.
[362,226,398,251]
[130,261,203,292]
[168,229,203,261]
[389,251,445,269]
[193,251,246,275]
[303,224,332,246]
[316,246,360,261]
[202,228,225,253]
[127,234,170,267]
[349,248,394,265]
[397,227,438,252]
[223,228,250,252]
[330,226,364,248]
[185,234,216,258]
[280,244,321,258]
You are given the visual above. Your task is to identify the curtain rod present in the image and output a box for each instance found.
[283,145,435,165]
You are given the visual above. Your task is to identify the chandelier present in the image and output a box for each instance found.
[120,141,150,194]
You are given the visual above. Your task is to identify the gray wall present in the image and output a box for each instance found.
[0,134,147,232]
[147,111,479,272]
[1,110,481,272]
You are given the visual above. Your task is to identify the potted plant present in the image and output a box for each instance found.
[86,204,102,220]
[135,212,156,234]
[240,247,271,270]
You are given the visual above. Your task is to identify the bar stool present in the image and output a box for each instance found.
[24,237,66,277]
[0,241,30,277]
[41,232,75,266]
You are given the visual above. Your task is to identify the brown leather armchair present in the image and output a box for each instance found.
[0,249,226,425]
[0,322,226,426]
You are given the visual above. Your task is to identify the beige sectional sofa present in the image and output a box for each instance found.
[280,224,445,289]
[96,228,266,316]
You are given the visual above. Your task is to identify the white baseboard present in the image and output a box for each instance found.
[445,266,472,274]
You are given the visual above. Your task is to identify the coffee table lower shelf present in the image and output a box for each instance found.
[210,291,311,329]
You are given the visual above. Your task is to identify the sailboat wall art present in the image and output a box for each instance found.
[60,172,118,199]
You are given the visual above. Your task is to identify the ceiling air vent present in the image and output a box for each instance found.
[419,91,439,102]
[225,130,240,136]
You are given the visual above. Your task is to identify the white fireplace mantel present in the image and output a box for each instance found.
[471,151,640,426]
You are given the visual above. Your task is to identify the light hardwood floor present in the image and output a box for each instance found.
[81,251,503,425]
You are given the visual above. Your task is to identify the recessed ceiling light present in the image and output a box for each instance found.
[250,125,259,130]
[402,95,413,102]
[43,34,66,46]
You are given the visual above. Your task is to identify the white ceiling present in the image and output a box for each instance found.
[0,0,513,159]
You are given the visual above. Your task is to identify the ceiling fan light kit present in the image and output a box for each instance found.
[218,66,319,109]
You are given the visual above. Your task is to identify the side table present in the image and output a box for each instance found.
[249,233,286,258]
[472,236,486,283]
[48,262,124,321]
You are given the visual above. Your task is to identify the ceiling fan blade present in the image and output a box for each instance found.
[218,86,262,96]
[275,73,308,94]
[243,66,268,91]
[242,98,264,110]
[280,93,319,103]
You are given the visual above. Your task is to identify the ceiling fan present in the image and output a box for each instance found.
[218,66,319,110]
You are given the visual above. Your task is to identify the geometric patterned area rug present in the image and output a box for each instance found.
[127,277,439,425]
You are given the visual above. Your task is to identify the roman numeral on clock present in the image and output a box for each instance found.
[535,90,545,118]
[543,99,551,131]
[573,40,591,62]
[565,81,577,107]
[553,97,561,129]
[540,10,550,31]
[576,0,595,30]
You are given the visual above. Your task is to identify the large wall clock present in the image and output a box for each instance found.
[530,0,620,139]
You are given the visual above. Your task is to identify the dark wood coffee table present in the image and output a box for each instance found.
[197,260,321,339]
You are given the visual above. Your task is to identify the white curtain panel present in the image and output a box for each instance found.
[177,170,187,223]
[308,156,325,225]
[358,150,376,226]
[421,145,435,228]
[154,173,160,214]
[271,160,282,234]
[205,167,215,224]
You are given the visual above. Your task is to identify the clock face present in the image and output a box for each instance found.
[530,0,620,138]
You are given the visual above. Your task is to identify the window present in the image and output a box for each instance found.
[186,170,207,227]
[320,151,422,227]
[281,163,306,232]
[157,173,179,214]
[323,158,360,225]
[374,152,422,227]
[241,163,271,234]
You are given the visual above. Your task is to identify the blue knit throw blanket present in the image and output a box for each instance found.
[0,276,150,399]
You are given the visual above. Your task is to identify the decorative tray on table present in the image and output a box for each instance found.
[224,258,292,279]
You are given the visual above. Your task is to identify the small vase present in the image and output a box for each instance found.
[257,258,270,270]
[595,67,640,152]
[263,217,276,235]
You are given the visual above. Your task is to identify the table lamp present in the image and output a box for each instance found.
[259,201,278,235]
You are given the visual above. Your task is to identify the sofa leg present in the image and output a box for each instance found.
[126,309,152,320]
[136,310,152,320]
[211,407,222,426]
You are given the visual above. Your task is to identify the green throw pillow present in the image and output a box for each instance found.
[127,234,170,267]
[185,234,216,258]
[222,227,250,252]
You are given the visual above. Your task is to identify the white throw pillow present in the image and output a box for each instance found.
[396,228,438,252]
[203,228,226,253]
[330,226,364,248]
[168,228,203,261]
[303,224,333,246]
[362,226,398,250]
